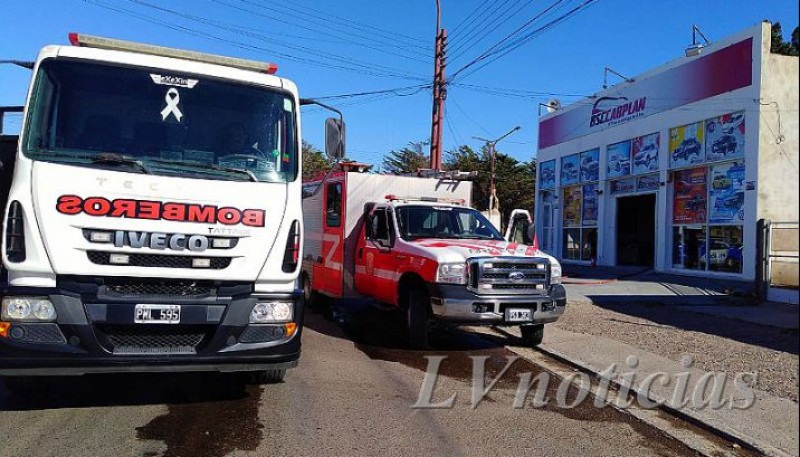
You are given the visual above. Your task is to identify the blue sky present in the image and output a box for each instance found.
[1,0,797,165]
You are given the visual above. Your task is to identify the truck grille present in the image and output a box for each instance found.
[469,257,550,295]
[95,324,212,355]
[87,251,231,269]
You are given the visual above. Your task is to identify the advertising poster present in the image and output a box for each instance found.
[710,160,746,223]
[705,111,745,162]
[582,184,598,226]
[607,140,632,179]
[539,160,556,190]
[610,178,636,194]
[632,132,660,175]
[669,121,705,168]
[579,148,600,182]
[673,167,708,224]
[637,174,660,192]
[561,154,580,186]
[563,186,582,226]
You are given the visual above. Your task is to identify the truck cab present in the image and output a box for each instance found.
[302,171,566,349]
[0,34,318,383]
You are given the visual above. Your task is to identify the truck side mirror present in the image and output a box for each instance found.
[325,117,345,161]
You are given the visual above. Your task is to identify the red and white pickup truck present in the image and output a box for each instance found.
[302,166,566,348]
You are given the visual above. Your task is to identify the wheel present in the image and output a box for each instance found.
[406,286,432,350]
[249,369,286,384]
[520,324,545,347]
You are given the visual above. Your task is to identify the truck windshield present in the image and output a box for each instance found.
[396,205,503,241]
[23,59,297,182]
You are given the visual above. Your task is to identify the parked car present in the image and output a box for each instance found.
[712,173,732,190]
[580,155,599,181]
[672,137,702,162]
[700,240,743,269]
[716,192,745,210]
[634,143,658,169]
[684,195,706,212]
[711,134,738,157]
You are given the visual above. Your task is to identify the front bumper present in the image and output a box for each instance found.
[428,283,567,325]
[0,281,303,376]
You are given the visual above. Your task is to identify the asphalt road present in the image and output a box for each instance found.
[0,305,701,457]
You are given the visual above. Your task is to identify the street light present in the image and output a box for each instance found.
[473,126,521,223]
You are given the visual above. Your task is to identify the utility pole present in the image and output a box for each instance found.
[474,126,521,222]
[429,0,447,170]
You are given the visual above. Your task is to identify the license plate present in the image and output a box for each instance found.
[505,308,533,323]
[134,304,181,324]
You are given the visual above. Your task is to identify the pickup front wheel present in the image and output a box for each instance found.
[406,286,432,350]
[520,324,545,347]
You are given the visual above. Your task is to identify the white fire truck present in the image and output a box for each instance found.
[301,166,566,348]
[0,33,345,386]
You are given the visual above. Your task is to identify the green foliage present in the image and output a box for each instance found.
[770,22,800,56]
[302,141,332,181]
[382,140,430,174]
[443,144,536,226]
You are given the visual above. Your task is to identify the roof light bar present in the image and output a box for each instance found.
[384,195,466,205]
[67,32,279,74]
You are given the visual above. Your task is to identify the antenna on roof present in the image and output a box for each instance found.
[686,25,711,57]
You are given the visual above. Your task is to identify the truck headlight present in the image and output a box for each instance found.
[550,263,563,285]
[250,301,294,323]
[436,263,467,285]
[1,297,57,322]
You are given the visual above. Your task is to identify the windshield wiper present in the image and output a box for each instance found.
[149,159,258,182]
[90,155,151,174]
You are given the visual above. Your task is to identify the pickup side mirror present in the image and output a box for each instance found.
[325,117,346,161]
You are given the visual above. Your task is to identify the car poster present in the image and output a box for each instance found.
[637,174,660,192]
[673,167,707,224]
[582,184,598,226]
[632,132,660,175]
[607,140,632,179]
[579,148,600,182]
[705,111,745,162]
[539,159,556,190]
[563,186,582,226]
[669,121,705,168]
[610,178,636,194]
[561,154,580,186]
[709,160,746,223]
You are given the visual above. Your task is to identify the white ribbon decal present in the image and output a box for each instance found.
[161,88,183,122]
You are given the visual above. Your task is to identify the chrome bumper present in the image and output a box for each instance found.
[428,284,567,325]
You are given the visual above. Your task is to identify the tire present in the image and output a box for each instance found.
[406,286,432,350]
[520,324,544,347]
[302,273,325,311]
[249,369,286,384]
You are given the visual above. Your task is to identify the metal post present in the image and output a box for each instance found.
[474,126,521,218]
[429,0,446,170]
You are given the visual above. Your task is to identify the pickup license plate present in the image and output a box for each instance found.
[505,308,533,323]
[134,304,181,324]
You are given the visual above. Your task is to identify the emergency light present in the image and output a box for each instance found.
[68,33,279,74]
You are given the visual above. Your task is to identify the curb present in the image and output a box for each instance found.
[535,343,794,457]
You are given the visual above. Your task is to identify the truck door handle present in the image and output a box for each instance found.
[395,255,407,260]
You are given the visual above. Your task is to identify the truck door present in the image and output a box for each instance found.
[318,181,345,297]
[505,209,534,245]
[355,206,397,305]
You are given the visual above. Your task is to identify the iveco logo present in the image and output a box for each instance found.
[113,231,209,252]
[508,271,526,282]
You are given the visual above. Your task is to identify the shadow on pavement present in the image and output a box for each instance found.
[585,296,799,355]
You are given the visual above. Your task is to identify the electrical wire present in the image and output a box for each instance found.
[448,0,532,65]
[306,84,432,101]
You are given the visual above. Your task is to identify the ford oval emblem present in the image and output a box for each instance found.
[508,271,525,282]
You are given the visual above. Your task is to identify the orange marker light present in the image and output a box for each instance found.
[285,322,298,337]
[0,322,11,338]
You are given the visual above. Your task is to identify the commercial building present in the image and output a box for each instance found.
[534,22,799,282]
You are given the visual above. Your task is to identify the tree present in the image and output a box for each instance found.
[770,22,799,56]
[382,140,430,174]
[302,141,332,181]
[444,145,536,227]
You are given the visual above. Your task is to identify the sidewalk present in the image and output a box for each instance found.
[544,266,799,457]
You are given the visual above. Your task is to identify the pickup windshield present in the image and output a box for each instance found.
[23,59,297,182]
[396,205,503,241]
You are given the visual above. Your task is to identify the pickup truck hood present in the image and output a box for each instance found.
[31,162,287,281]
[411,238,557,264]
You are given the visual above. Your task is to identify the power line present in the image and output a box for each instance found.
[306,84,431,101]
[449,0,531,65]
[447,0,518,56]
[449,0,493,37]
[447,0,499,49]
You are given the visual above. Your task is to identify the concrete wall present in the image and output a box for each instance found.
[757,36,800,224]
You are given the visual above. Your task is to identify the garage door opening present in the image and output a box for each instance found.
[616,194,656,267]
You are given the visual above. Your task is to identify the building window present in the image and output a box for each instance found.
[561,185,597,261]
[673,226,707,270]
[325,182,342,228]
[563,228,581,260]
[707,226,744,273]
